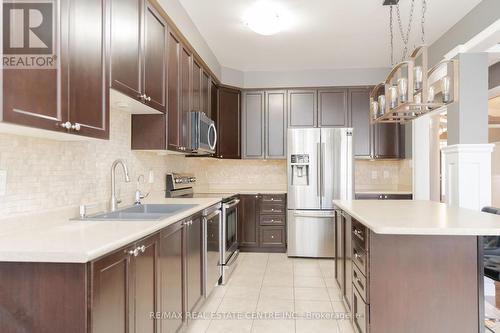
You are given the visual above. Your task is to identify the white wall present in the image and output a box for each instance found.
[220,66,390,89]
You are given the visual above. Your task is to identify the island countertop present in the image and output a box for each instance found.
[333,200,500,236]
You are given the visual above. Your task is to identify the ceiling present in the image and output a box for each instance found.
[178,0,482,72]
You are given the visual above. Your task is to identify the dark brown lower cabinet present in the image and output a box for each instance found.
[159,219,184,333]
[92,233,159,333]
[186,215,203,313]
[337,210,481,333]
[0,212,205,333]
[239,193,286,253]
[238,194,259,249]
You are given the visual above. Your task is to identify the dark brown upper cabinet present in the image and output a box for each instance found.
[216,87,241,159]
[2,0,109,139]
[210,81,219,121]
[288,90,317,127]
[143,2,167,112]
[110,0,166,113]
[318,89,348,127]
[167,28,181,151]
[242,90,287,160]
[373,123,401,159]
[349,88,372,158]
[242,91,265,159]
[192,60,202,112]
[202,71,211,117]
[179,45,193,152]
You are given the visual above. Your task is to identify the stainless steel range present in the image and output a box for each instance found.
[166,173,240,285]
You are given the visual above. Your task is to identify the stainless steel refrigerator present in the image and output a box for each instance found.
[287,128,353,258]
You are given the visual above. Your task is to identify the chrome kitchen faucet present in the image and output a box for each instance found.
[111,159,131,211]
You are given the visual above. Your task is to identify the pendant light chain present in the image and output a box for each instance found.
[421,0,427,44]
[396,0,416,61]
[388,0,427,64]
[390,5,394,66]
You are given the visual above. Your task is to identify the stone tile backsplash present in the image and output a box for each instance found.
[0,110,286,217]
[0,108,411,218]
[355,159,413,192]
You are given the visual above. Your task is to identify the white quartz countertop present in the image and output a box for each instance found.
[333,200,500,236]
[0,197,221,263]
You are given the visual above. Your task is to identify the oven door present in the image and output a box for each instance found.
[222,198,240,264]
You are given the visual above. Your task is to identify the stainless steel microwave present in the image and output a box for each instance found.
[190,111,217,155]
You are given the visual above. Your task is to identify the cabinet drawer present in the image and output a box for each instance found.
[352,263,368,303]
[260,204,285,215]
[259,214,285,226]
[260,194,286,204]
[352,287,369,333]
[352,241,368,277]
[260,226,286,247]
[352,219,368,252]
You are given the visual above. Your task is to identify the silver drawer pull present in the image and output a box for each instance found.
[353,229,365,241]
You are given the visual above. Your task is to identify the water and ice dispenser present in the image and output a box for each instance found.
[290,154,310,185]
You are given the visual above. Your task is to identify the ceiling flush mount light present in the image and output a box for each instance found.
[243,2,288,36]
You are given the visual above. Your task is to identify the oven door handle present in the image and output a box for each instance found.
[206,209,221,221]
[223,199,240,210]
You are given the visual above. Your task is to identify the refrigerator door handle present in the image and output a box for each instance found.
[321,142,326,198]
[317,142,321,198]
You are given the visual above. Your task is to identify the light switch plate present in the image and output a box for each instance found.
[0,170,6,196]
[371,171,378,180]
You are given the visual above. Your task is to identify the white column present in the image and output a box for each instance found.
[442,144,494,210]
[412,115,431,200]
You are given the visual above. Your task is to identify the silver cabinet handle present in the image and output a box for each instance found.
[271,235,274,239]
[146,96,151,102]
[71,123,81,131]
[128,248,140,257]
[60,121,72,130]
[140,245,146,253]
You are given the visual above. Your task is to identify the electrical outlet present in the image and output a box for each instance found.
[371,171,378,180]
[383,170,390,179]
[0,170,6,196]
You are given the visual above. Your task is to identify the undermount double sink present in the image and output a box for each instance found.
[83,204,197,221]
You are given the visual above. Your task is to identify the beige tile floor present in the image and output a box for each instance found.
[187,252,356,333]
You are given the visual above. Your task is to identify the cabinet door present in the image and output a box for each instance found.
[186,215,203,312]
[131,234,159,333]
[159,221,184,333]
[167,29,181,150]
[210,81,218,122]
[110,0,142,99]
[192,60,202,112]
[202,72,210,117]
[374,123,400,159]
[287,90,317,127]
[63,0,109,139]
[92,248,131,333]
[318,89,348,127]
[349,88,371,157]
[238,195,259,248]
[217,87,241,159]
[180,46,192,151]
[242,91,265,159]
[143,2,167,113]
[266,90,287,159]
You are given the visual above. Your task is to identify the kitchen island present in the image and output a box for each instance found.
[333,199,500,333]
